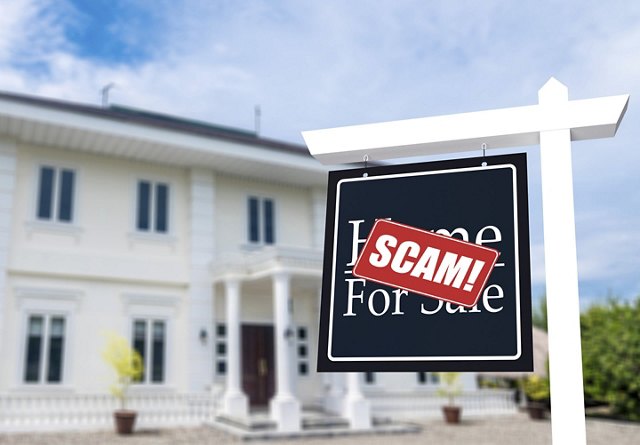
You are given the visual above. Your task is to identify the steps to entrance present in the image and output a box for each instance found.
[215,412,276,431]
[301,412,349,430]
[208,408,421,440]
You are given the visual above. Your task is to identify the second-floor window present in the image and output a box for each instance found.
[36,166,75,223]
[248,196,274,244]
[136,180,169,233]
[23,314,66,384]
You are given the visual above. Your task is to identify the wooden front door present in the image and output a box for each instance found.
[242,324,275,407]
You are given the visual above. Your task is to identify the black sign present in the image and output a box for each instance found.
[318,154,533,372]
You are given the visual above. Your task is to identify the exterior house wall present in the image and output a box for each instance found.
[0,95,512,433]
[1,138,479,398]
[4,275,187,393]
[214,174,314,257]
[0,138,17,392]
[363,371,477,393]
[4,143,193,393]
[10,143,190,283]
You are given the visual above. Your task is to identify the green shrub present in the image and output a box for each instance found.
[581,298,640,420]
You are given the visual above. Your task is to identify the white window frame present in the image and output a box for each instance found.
[122,293,178,390]
[131,318,168,385]
[246,194,277,245]
[14,287,81,390]
[133,178,173,235]
[22,314,66,385]
[35,165,76,223]
[31,163,80,230]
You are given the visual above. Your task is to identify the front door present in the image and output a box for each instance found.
[242,324,275,407]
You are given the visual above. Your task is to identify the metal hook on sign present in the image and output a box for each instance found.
[481,143,488,167]
[363,154,369,177]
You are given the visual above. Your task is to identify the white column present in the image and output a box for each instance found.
[0,140,16,385]
[269,272,301,432]
[187,169,215,392]
[342,373,371,429]
[316,283,343,415]
[311,188,326,249]
[538,78,586,444]
[222,278,248,418]
[324,373,345,414]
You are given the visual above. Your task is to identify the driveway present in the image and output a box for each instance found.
[1,414,638,445]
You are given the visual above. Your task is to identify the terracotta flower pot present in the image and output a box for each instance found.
[526,402,546,420]
[442,406,462,424]
[113,410,137,434]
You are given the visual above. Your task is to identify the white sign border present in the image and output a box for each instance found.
[327,163,522,362]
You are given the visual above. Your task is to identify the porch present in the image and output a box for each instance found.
[211,246,375,432]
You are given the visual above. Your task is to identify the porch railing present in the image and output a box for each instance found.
[1,388,516,432]
[367,389,518,420]
[0,392,218,432]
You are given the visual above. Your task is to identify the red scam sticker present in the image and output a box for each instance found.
[353,219,500,308]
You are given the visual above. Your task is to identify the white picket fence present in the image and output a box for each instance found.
[368,389,518,420]
[0,392,218,432]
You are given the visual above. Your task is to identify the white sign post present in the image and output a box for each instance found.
[302,78,628,444]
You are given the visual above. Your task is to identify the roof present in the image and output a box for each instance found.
[0,91,329,186]
[0,90,309,157]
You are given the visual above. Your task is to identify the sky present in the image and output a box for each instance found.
[0,0,638,308]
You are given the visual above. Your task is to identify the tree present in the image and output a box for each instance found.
[532,295,547,332]
[581,298,640,420]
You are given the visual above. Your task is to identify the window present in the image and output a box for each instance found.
[132,319,166,383]
[136,180,169,233]
[364,372,376,384]
[36,166,75,223]
[248,196,275,244]
[296,326,309,376]
[417,371,440,385]
[216,323,227,376]
[23,315,66,384]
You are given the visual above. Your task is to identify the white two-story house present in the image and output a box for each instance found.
[0,92,511,434]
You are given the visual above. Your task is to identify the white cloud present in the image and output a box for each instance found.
[0,0,67,63]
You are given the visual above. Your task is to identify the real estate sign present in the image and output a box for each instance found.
[318,153,533,372]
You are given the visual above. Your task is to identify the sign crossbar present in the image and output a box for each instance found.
[303,81,628,165]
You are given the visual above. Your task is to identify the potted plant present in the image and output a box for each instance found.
[102,332,144,434]
[522,374,550,420]
[437,372,463,424]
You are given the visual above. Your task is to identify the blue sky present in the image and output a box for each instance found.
[1,0,639,307]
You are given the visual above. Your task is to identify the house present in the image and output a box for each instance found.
[0,92,514,434]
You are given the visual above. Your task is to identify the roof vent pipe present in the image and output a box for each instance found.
[101,83,115,107]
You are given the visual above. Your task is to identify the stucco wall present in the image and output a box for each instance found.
[215,174,314,256]
[10,143,190,285]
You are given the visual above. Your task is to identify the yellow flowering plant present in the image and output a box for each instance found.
[523,374,550,402]
[437,372,463,407]
[102,332,143,410]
